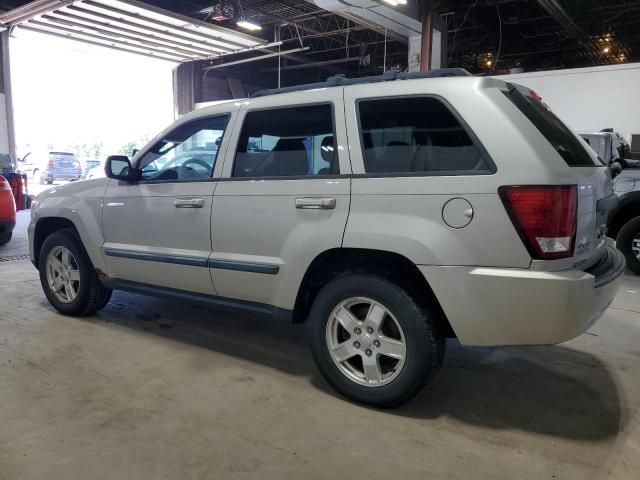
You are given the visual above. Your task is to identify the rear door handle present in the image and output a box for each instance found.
[295,197,336,210]
[174,198,205,208]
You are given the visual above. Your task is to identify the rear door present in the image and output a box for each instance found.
[210,89,351,310]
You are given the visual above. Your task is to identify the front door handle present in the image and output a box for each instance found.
[174,198,205,208]
[295,197,336,210]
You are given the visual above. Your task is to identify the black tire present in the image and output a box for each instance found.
[46,180,53,185]
[617,216,640,274]
[38,229,112,316]
[308,274,445,408]
[0,230,11,245]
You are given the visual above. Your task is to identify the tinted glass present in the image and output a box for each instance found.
[579,134,609,163]
[138,115,228,181]
[357,97,490,174]
[504,86,597,167]
[49,152,78,167]
[233,104,336,178]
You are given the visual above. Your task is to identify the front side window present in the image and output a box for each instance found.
[138,115,229,181]
[357,97,490,175]
[233,104,337,178]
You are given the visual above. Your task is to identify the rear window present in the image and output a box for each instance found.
[504,85,597,167]
[357,96,492,175]
[49,152,77,164]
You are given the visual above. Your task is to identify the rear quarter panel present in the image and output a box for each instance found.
[343,77,536,268]
[343,77,610,269]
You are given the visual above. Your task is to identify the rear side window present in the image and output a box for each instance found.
[357,97,491,175]
[504,85,597,167]
[233,104,337,178]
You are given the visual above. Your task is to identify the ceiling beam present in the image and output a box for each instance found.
[535,0,596,53]
[202,46,310,71]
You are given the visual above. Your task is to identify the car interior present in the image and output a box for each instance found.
[233,105,336,178]
[359,98,488,174]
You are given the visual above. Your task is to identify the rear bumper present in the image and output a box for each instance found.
[419,244,625,346]
[43,172,82,180]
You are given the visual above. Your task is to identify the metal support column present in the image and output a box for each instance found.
[0,31,16,165]
[420,0,434,72]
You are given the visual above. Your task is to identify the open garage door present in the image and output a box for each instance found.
[0,0,270,62]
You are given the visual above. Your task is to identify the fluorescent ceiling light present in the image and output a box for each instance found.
[237,20,262,31]
[382,0,407,5]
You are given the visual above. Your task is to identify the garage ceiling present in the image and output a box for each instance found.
[0,0,268,62]
[2,0,640,73]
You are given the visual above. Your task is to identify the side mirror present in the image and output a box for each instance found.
[105,155,138,181]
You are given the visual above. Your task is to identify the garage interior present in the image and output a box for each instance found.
[1,1,640,479]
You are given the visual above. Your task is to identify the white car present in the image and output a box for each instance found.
[85,164,105,180]
[29,69,625,407]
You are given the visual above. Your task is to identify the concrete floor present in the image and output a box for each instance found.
[1,211,639,480]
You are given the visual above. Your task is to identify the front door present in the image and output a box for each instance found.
[210,90,351,310]
[102,113,234,294]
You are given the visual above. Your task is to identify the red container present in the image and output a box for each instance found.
[0,175,17,227]
[7,173,26,211]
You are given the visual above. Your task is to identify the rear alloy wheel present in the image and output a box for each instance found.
[308,274,445,408]
[39,230,112,315]
[326,297,406,387]
[616,216,640,274]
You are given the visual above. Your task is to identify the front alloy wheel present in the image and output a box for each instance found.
[39,229,113,316]
[45,245,81,303]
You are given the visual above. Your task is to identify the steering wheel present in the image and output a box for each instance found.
[178,158,212,179]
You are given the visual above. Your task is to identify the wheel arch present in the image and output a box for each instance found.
[291,247,455,337]
[608,192,640,239]
[33,217,78,269]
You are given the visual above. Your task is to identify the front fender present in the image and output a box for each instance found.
[30,179,110,272]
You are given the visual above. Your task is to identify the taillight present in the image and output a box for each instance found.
[47,161,55,168]
[499,185,577,260]
[529,90,543,102]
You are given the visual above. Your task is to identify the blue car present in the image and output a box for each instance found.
[39,152,83,185]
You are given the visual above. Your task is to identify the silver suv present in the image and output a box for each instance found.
[29,69,625,407]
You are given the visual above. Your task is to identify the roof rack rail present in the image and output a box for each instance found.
[250,68,471,98]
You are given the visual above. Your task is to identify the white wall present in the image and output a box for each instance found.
[496,63,640,141]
